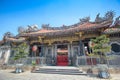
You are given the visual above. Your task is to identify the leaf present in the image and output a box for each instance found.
[13,42,29,60]
[90,35,111,55]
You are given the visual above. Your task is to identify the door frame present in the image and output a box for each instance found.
[55,44,69,58]
[55,44,69,66]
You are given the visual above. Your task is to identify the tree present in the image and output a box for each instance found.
[13,42,28,63]
[91,35,111,64]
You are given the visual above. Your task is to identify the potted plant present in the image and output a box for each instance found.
[90,35,111,79]
[31,60,36,72]
[13,42,28,73]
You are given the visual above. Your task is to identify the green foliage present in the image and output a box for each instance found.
[13,42,28,61]
[90,35,111,64]
[91,35,111,54]
[32,61,36,66]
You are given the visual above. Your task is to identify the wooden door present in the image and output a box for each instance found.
[56,44,68,66]
[57,54,68,66]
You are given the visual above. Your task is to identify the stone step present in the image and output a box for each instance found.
[33,70,87,75]
[35,69,83,73]
[32,66,87,75]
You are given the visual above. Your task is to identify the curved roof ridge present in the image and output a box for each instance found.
[19,21,112,37]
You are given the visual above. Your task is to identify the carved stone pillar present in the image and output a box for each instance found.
[41,45,44,57]
[68,44,71,65]
[79,40,84,56]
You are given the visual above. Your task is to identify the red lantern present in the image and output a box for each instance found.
[32,45,37,52]
[89,41,95,48]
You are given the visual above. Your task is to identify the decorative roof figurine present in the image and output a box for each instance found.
[79,16,90,24]
[95,11,115,23]
[114,16,120,26]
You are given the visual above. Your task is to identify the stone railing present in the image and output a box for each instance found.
[8,55,120,67]
[8,57,46,66]
[76,55,120,67]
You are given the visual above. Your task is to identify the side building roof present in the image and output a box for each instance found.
[103,16,120,34]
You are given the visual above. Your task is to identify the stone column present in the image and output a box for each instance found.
[68,44,70,58]
[70,44,73,66]
[41,45,44,57]
[79,40,84,56]
[68,44,71,65]
[41,44,45,65]
[51,45,54,58]
[76,56,78,66]
[54,44,57,65]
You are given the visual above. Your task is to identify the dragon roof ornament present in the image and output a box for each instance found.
[95,11,115,23]
[18,24,39,34]
[114,16,120,26]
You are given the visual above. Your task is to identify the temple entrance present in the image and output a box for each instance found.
[57,44,68,66]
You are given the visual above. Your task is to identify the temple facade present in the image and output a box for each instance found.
[0,11,120,66]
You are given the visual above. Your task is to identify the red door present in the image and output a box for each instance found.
[57,55,68,66]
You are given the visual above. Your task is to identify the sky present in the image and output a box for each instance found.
[0,0,120,40]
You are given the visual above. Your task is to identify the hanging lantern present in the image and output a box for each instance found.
[89,41,95,48]
[32,45,38,52]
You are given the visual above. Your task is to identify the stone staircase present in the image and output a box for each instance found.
[32,66,87,75]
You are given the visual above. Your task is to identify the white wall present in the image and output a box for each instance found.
[4,49,11,64]
[0,49,2,59]
[0,46,11,64]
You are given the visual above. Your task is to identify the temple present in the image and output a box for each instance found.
[0,11,120,66]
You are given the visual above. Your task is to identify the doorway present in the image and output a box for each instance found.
[57,44,68,66]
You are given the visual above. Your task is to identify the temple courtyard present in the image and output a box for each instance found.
[0,69,120,80]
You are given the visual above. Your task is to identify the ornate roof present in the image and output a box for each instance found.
[20,21,112,37]
[103,28,120,34]
[17,11,115,37]
[113,16,120,27]
[1,11,117,42]
[6,37,25,42]
[103,16,120,34]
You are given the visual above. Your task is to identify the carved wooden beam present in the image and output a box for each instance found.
[44,36,79,44]
[75,32,84,38]
[38,36,45,43]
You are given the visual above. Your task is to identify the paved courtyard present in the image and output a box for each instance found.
[0,69,120,80]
